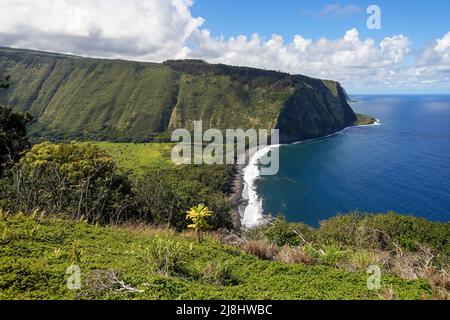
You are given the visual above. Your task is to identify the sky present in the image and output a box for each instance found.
[0,0,449,93]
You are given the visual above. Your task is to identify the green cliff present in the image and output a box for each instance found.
[0,47,356,142]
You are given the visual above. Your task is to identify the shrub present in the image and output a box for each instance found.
[266,216,314,247]
[378,285,397,300]
[146,236,188,276]
[344,250,377,271]
[277,245,314,265]
[317,212,450,256]
[424,268,450,300]
[134,170,233,230]
[186,204,213,243]
[173,165,235,195]
[242,240,278,260]
[317,244,350,268]
[386,245,446,281]
[0,106,32,175]
[202,261,239,286]
[356,213,450,255]
[316,212,364,246]
[6,142,132,223]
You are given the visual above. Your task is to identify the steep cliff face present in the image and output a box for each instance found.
[276,76,356,143]
[0,47,356,142]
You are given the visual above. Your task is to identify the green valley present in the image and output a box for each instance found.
[0,47,448,302]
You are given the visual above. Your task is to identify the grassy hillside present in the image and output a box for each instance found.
[0,142,447,300]
[0,47,179,141]
[0,47,356,143]
[85,142,174,174]
[0,213,434,300]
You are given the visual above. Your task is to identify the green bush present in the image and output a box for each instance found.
[5,142,132,223]
[356,212,450,254]
[266,216,315,247]
[202,261,239,286]
[134,169,233,230]
[317,244,350,268]
[146,236,188,276]
[171,164,235,195]
[0,141,235,230]
[0,106,32,175]
[316,213,364,246]
[316,212,450,256]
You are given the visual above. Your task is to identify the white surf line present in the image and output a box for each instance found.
[356,119,381,127]
[240,120,381,228]
[241,145,279,228]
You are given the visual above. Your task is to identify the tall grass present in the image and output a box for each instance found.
[146,236,189,276]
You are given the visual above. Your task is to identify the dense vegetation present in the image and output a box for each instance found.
[253,214,449,265]
[0,74,9,89]
[0,47,356,143]
[355,113,377,125]
[1,212,443,300]
[133,168,234,230]
[0,141,235,230]
[0,106,32,175]
[0,59,448,301]
[0,137,447,299]
[0,75,235,228]
[0,71,30,173]
[0,74,32,174]
[2,142,133,223]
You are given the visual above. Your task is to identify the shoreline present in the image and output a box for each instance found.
[229,146,261,229]
[231,119,381,229]
[229,164,245,230]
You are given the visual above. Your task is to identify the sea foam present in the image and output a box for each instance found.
[241,145,279,228]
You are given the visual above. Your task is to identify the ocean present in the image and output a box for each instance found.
[242,95,450,227]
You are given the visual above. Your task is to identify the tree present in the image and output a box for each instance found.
[0,106,32,175]
[0,73,31,175]
[134,169,233,230]
[9,142,132,223]
[186,204,213,242]
[0,75,10,89]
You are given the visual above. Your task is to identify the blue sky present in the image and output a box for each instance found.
[188,0,450,93]
[192,0,449,50]
[0,0,449,93]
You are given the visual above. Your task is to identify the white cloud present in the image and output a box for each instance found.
[380,35,410,64]
[435,31,450,52]
[344,28,359,43]
[0,0,203,60]
[0,0,448,92]
[293,35,312,52]
[413,32,450,80]
[188,27,418,92]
